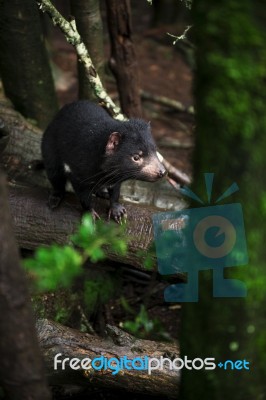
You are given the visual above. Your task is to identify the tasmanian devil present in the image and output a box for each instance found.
[41,100,167,222]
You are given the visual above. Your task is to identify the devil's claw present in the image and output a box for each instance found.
[91,208,101,221]
[108,204,127,224]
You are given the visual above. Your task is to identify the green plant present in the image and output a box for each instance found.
[24,213,127,292]
[121,303,170,340]
[83,273,120,313]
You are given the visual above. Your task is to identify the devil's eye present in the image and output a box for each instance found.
[133,154,141,162]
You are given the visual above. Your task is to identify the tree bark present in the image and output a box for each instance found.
[70,0,105,101]
[0,172,51,400]
[36,319,179,398]
[7,184,171,271]
[105,0,142,117]
[0,0,58,129]
[180,0,266,399]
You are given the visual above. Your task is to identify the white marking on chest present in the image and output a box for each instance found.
[64,163,71,173]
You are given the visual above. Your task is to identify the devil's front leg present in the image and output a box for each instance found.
[70,177,100,220]
[108,183,127,223]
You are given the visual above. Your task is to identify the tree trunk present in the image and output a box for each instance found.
[180,0,266,398]
[105,0,142,117]
[0,0,58,129]
[70,0,105,101]
[0,173,51,400]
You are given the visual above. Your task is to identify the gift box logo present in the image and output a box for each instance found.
[152,173,248,302]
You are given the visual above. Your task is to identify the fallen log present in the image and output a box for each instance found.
[0,96,50,189]
[8,183,162,270]
[36,319,180,398]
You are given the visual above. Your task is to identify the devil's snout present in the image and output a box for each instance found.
[158,165,167,178]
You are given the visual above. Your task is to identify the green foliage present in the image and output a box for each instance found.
[121,302,170,340]
[122,305,154,336]
[72,214,127,262]
[24,245,82,292]
[120,295,135,314]
[31,289,80,326]
[83,274,119,313]
[54,305,71,324]
[136,245,156,271]
[24,213,127,292]
[143,251,155,270]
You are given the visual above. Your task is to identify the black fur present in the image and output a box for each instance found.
[41,100,166,222]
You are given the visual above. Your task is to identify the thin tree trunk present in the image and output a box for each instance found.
[0,172,51,400]
[0,0,58,129]
[70,0,105,101]
[105,0,142,117]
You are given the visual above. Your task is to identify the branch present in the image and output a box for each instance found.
[141,90,194,115]
[37,0,124,120]
[157,153,191,186]
[167,25,193,45]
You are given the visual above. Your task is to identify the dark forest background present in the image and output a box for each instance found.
[0,1,265,399]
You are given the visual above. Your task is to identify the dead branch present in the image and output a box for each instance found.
[157,152,191,186]
[37,0,123,120]
[141,90,194,115]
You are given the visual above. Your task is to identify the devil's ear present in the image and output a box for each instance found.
[106,132,121,154]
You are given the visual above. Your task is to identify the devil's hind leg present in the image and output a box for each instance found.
[42,146,67,208]
[46,163,67,208]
